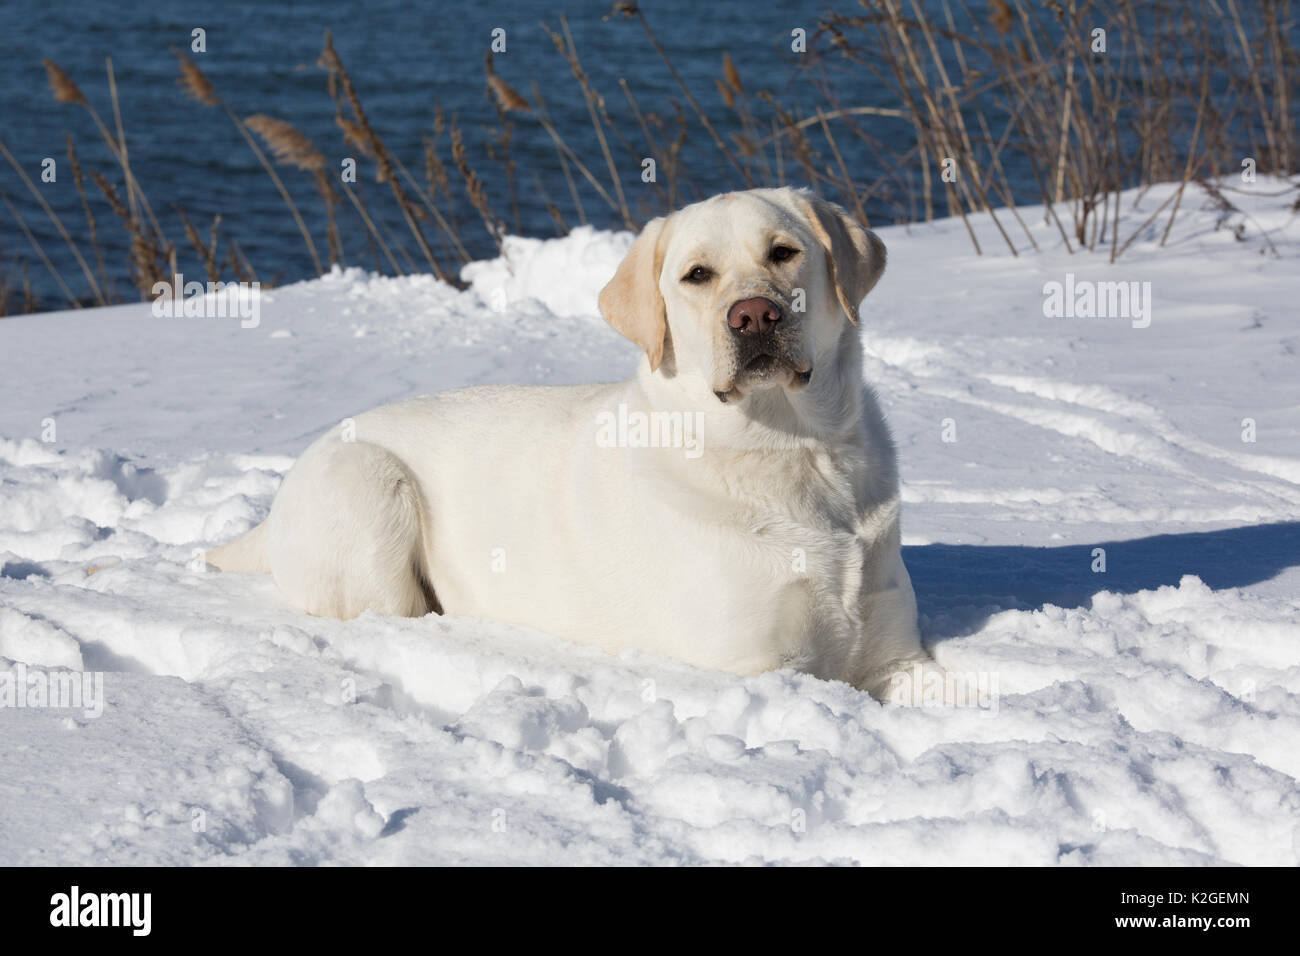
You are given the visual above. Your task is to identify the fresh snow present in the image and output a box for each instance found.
[1,180,1298,865]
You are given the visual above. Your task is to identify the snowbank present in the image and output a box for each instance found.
[1,179,1298,865]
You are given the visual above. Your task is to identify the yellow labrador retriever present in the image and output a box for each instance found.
[208,187,937,698]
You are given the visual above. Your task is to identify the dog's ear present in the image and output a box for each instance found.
[792,190,886,325]
[599,216,672,370]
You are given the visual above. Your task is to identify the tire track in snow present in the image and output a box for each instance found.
[865,335,1300,516]
[982,372,1300,486]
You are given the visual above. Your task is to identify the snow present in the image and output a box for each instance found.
[1,178,1298,865]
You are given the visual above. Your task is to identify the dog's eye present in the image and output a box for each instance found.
[682,265,713,284]
[769,245,800,264]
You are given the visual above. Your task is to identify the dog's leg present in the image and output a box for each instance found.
[206,519,270,573]
[854,555,947,702]
[267,439,434,620]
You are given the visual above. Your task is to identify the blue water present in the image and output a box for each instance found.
[4,0,890,306]
[0,0,1290,310]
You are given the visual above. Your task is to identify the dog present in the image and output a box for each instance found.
[207,187,938,699]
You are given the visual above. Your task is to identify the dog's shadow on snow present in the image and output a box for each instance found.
[905,521,1300,641]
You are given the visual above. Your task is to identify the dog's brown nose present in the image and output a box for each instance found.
[727,297,782,334]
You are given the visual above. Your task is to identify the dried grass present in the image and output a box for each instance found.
[9,2,1297,310]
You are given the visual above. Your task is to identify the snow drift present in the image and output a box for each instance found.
[1,179,1298,865]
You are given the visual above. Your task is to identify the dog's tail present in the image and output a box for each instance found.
[206,520,271,573]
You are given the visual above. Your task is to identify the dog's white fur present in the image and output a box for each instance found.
[207,187,936,698]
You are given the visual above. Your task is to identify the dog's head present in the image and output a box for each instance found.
[598,187,885,403]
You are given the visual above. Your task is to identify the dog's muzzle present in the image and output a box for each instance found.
[713,296,812,402]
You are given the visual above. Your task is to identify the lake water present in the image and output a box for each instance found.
[0,0,1288,310]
